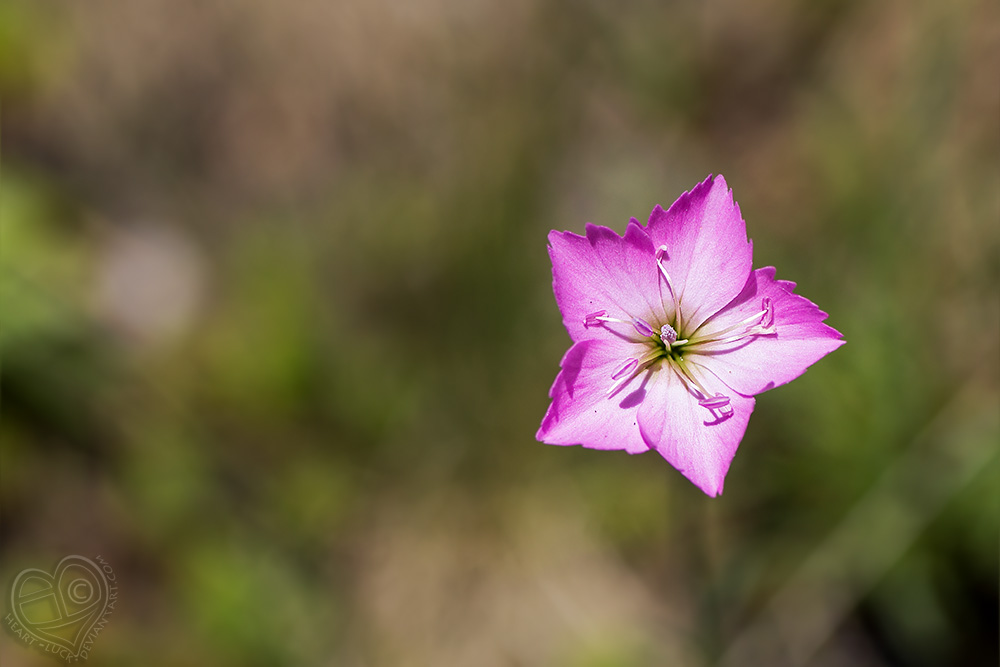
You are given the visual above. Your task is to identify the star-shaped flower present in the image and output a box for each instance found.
[537,175,844,496]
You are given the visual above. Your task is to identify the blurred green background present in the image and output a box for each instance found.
[1,0,997,665]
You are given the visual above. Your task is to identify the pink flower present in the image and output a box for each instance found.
[537,175,844,496]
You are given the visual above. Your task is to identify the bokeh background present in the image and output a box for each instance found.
[1,0,997,665]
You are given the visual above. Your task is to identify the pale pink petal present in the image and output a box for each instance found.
[537,339,652,454]
[644,175,753,332]
[691,267,844,396]
[637,361,755,496]
[548,222,667,343]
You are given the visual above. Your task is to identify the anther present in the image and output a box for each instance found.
[759,297,774,330]
[699,392,734,420]
[583,310,607,328]
[655,246,674,286]
[611,358,639,380]
[698,393,731,410]
[631,317,655,338]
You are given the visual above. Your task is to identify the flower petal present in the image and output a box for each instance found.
[644,175,753,332]
[691,267,845,396]
[548,222,667,343]
[637,361,755,496]
[537,339,652,454]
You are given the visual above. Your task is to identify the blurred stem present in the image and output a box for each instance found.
[700,498,723,661]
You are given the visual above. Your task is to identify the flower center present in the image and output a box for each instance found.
[579,247,777,422]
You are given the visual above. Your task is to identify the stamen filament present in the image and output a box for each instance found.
[671,357,713,399]
[656,246,683,333]
[685,298,776,345]
[688,326,772,350]
[584,310,660,340]
[688,311,766,343]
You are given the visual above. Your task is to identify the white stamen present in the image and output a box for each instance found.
[583,309,661,341]
[686,298,777,348]
[655,245,683,333]
[671,358,734,420]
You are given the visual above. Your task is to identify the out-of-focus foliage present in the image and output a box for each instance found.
[1,0,996,665]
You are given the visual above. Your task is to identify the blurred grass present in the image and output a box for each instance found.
[1,0,997,666]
